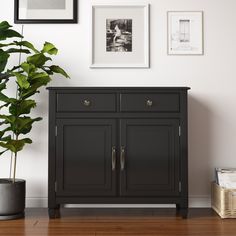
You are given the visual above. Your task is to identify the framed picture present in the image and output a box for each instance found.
[168,11,203,55]
[14,0,78,24]
[91,4,150,68]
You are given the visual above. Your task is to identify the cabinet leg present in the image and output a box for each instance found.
[48,205,60,219]
[176,204,187,218]
[176,204,180,216]
[179,208,188,219]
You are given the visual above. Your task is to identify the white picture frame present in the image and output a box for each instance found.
[90,4,150,68]
[167,11,203,55]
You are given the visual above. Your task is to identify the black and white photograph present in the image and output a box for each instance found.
[106,19,132,52]
[91,4,149,68]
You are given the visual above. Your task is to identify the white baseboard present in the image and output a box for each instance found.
[26,197,48,208]
[26,196,211,208]
[189,195,211,208]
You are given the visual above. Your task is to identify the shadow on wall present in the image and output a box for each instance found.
[188,95,214,197]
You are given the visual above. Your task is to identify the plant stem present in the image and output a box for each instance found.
[12,26,23,183]
[9,151,13,179]
[12,152,17,183]
[12,135,19,183]
[9,132,15,179]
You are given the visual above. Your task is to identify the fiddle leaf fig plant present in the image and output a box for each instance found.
[0,21,69,182]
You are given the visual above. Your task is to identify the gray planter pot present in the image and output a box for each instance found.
[0,179,25,220]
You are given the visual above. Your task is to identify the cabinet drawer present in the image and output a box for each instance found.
[120,93,180,112]
[57,93,116,112]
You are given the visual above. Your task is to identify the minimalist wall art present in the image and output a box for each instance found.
[168,11,203,55]
[14,0,78,23]
[91,4,150,68]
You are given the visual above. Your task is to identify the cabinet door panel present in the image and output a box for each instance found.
[56,119,116,196]
[120,119,180,196]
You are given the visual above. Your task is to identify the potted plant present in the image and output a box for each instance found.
[0,21,69,220]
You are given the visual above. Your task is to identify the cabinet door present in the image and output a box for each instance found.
[120,119,180,196]
[56,119,116,196]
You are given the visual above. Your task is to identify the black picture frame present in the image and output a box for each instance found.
[14,0,78,24]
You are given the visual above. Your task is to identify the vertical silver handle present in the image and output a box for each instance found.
[120,146,125,171]
[112,146,116,171]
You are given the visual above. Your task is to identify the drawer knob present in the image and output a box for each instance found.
[83,100,91,107]
[146,100,153,107]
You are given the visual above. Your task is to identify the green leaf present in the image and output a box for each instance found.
[14,73,30,89]
[27,53,51,67]
[0,49,10,73]
[6,48,30,54]
[0,138,32,153]
[30,73,51,86]
[20,73,51,99]
[0,127,11,139]
[0,93,9,102]
[20,83,48,99]
[20,62,36,74]
[0,115,42,135]
[23,138,33,144]
[1,135,11,142]
[31,72,50,81]
[0,92,15,103]
[0,43,15,48]
[0,29,23,41]
[20,88,40,100]
[0,114,16,124]
[49,65,70,78]
[41,67,54,75]
[0,141,17,153]
[41,42,58,55]
[0,82,6,91]
[9,100,36,116]
[14,116,42,135]
[0,21,12,30]
[14,41,39,53]
[20,63,30,74]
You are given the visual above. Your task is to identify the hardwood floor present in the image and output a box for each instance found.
[0,208,235,236]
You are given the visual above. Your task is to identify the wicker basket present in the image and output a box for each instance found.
[212,182,236,218]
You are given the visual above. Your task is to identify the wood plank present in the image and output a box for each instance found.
[0,208,235,236]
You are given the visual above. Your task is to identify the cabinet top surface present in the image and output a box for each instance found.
[47,87,190,91]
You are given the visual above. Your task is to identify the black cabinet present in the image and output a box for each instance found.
[56,119,116,197]
[120,119,180,197]
[48,87,190,219]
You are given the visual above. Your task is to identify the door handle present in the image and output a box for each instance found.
[120,146,125,171]
[112,146,116,171]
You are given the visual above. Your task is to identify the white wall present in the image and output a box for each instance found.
[0,0,236,208]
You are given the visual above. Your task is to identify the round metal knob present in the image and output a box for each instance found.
[146,100,153,107]
[83,100,91,107]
